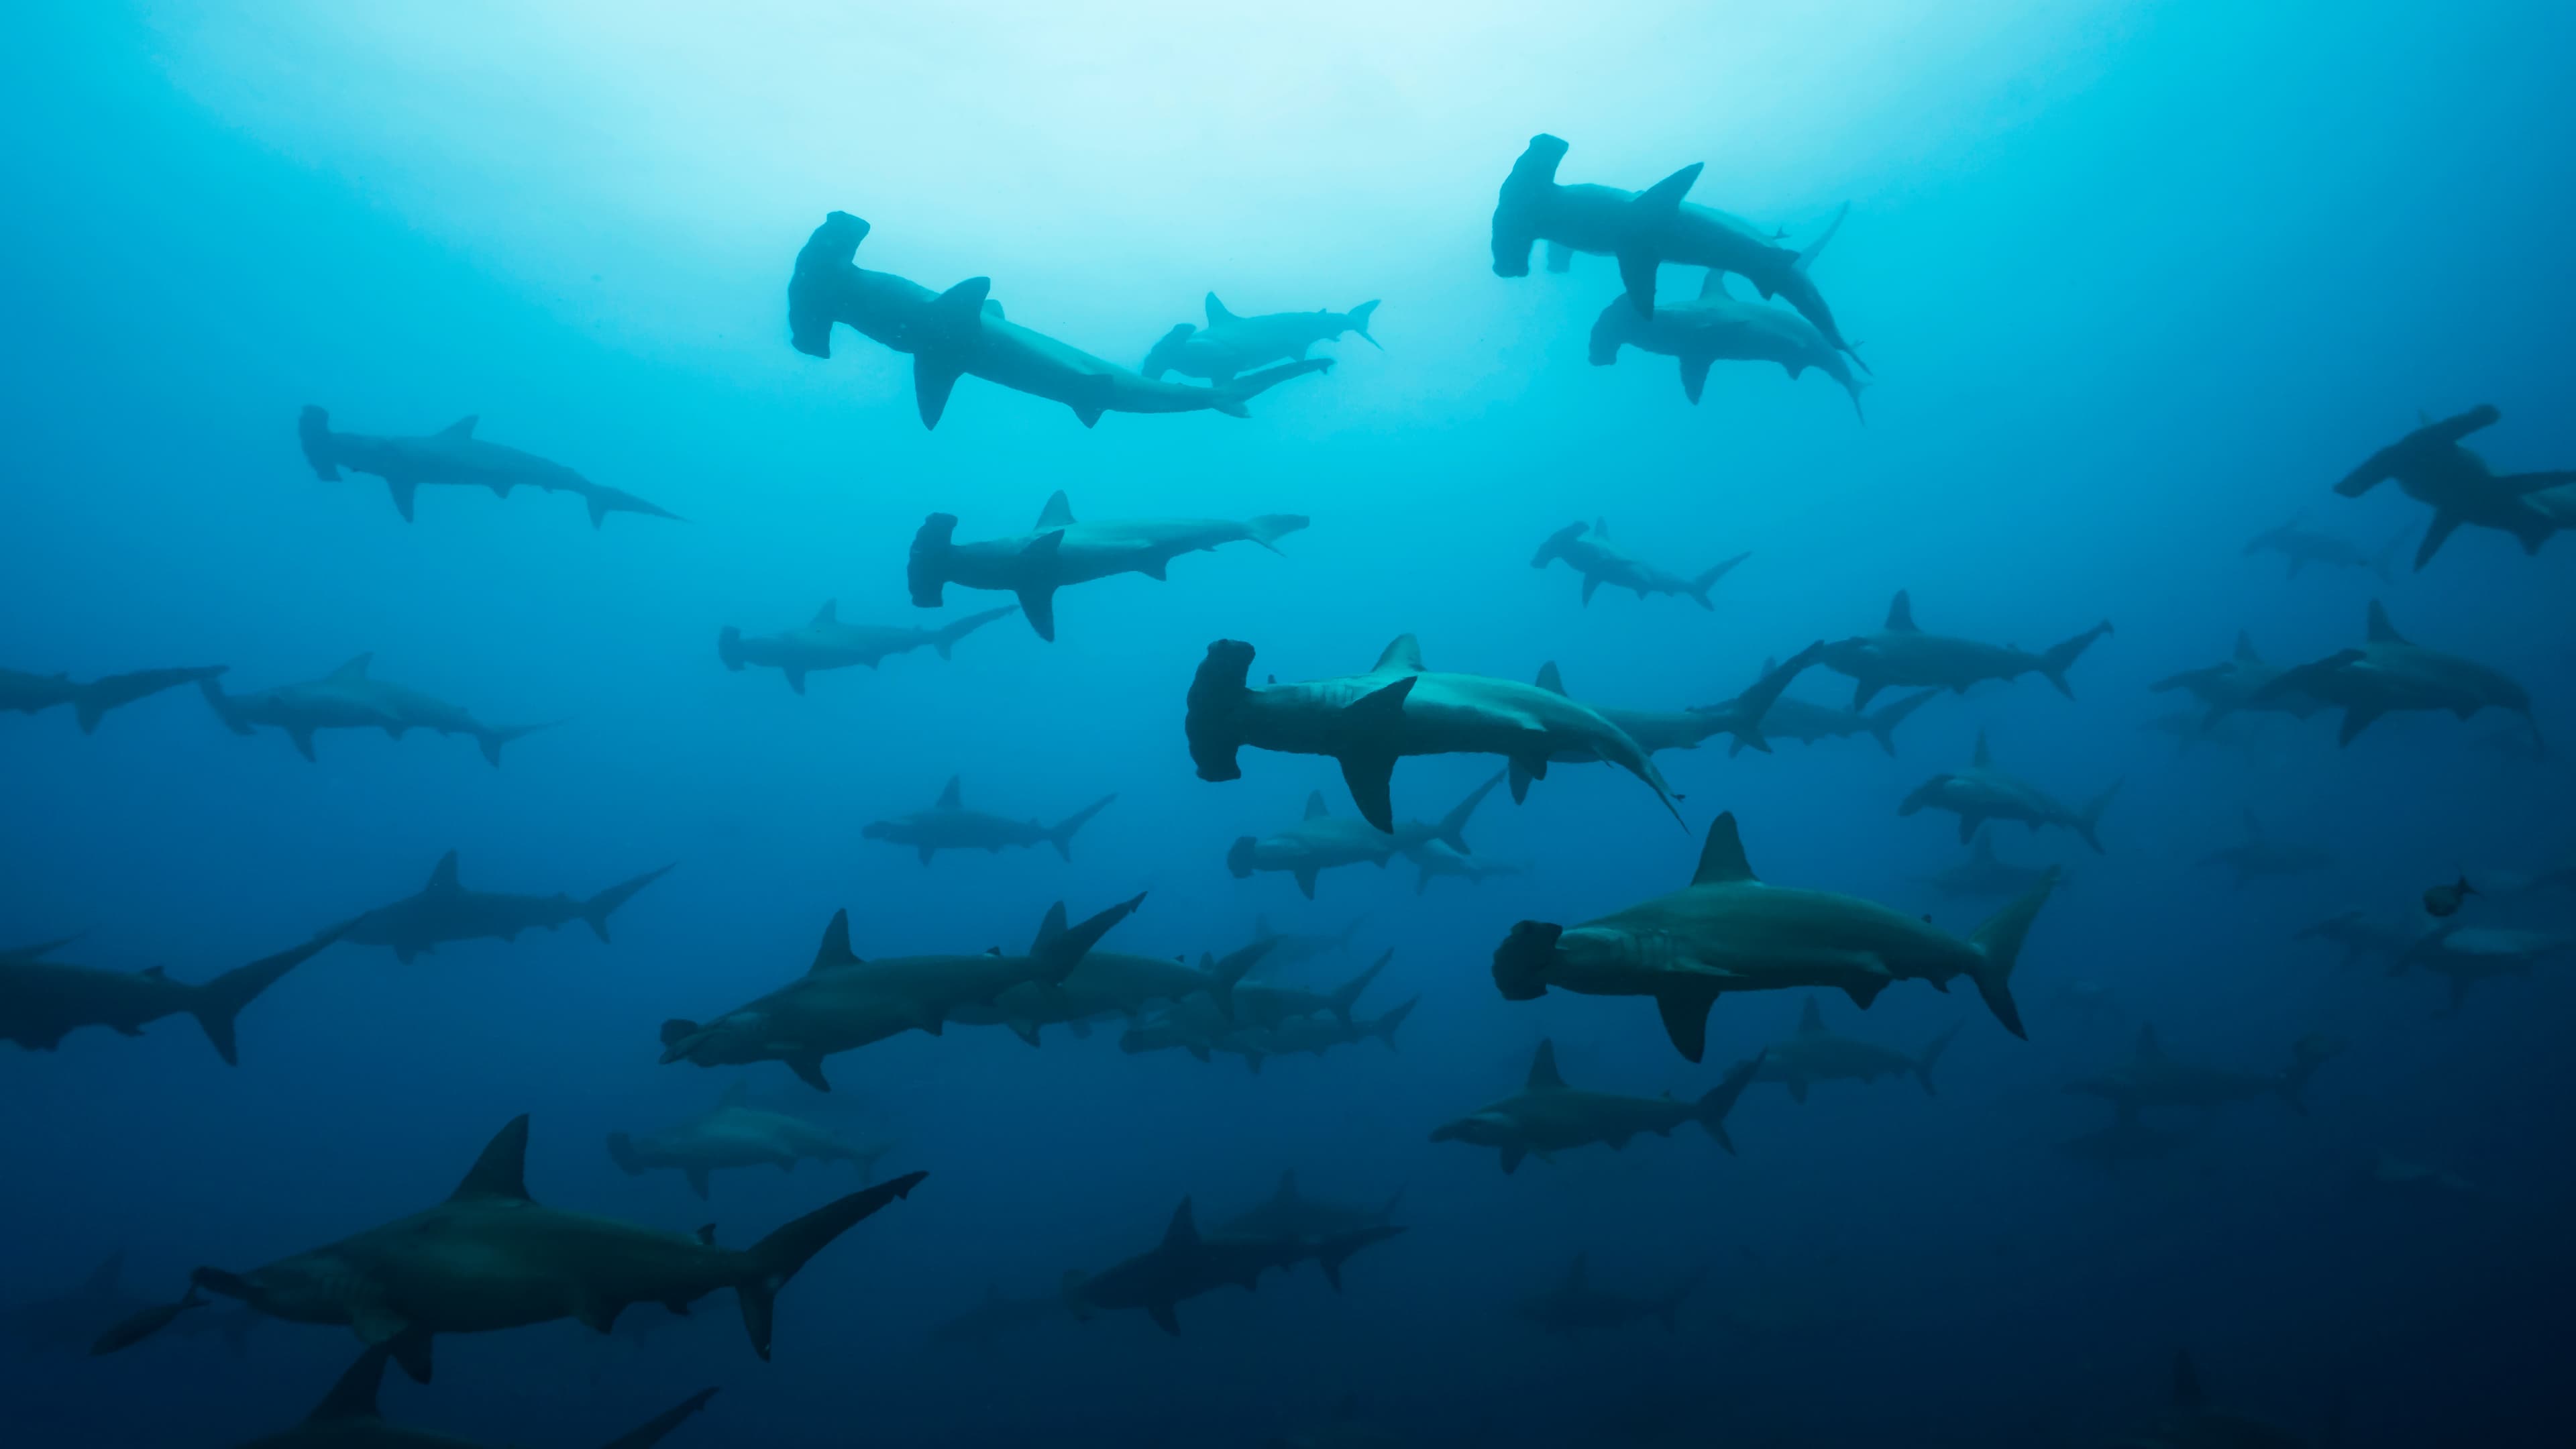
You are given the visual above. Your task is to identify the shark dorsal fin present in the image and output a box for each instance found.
[1034,491,1075,531]
[2232,631,2262,665]
[450,1115,534,1201]
[1527,1038,1566,1091]
[2365,600,2406,645]
[1534,661,1568,697]
[437,415,478,440]
[2171,1350,2204,1410]
[1030,901,1068,955]
[308,1344,391,1422]
[812,910,862,971]
[1300,791,1332,822]
[1971,731,1992,768]
[1162,1196,1199,1248]
[1691,813,1758,887]
[1273,1169,1298,1201]
[812,599,839,625]
[1797,998,1827,1036]
[329,652,375,680]
[425,850,461,894]
[2136,1024,2165,1061]
[1205,292,1238,326]
[1884,591,1917,632]
[1699,269,1731,301]
[1373,635,1426,674]
[715,1081,750,1111]
[85,1251,125,1292]
[936,775,963,810]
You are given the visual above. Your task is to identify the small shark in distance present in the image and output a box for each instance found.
[1542,648,1822,759]
[2197,808,2333,888]
[1754,998,1963,1102]
[2,923,347,1063]
[2293,910,2418,971]
[2065,1026,2345,1118]
[1589,267,1868,416]
[1721,658,1935,757]
[1430,1038,1766,1174]
[1144,292,1381,382]
[2330,405,2571,570]
[607,1082,890,1199]
[718,601,1015,694]
[5,1252,150,1357]
[1817,591,2112,710]
[2240,600,2537,748]
[201,654,552,765]
[1493,812,2055,1058]
[298,407,680,527]
[947,935,1260,1046]
[1228,776,1497,900]
[231,1343,716,1449]
[1247,914,1367,975]
[1186,635,1683,834]
[863,775,1116,865]
[1916,833,2068,902]
[1900,731,2121,854]
[2055,1106,2194,1177]
[2391,924,2574,1012]
[1404,838,1525,894]
[3,663,227,734]
[1517,1253,1703,1335]
[1529,519,1752,608]
[1216,1172,1404,1244]
[1061,1197,1405,1336]
[909,490,1307,642]
[2150,631,2326,727]
[2243,517,2406,580]
[347,851,672,963]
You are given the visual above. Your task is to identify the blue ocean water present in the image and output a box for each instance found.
[5,3,2573,1444]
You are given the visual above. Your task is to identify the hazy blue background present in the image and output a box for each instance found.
[5,1,2573,1444]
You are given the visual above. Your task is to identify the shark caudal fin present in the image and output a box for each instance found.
[596,1387,721,1449]
[1686,551,1752,610]
[906,513,958,609]
[1213,358,1335,417]
[1330,951,1392,1024]
[1915,1022,1966,1095]
[1344,299,1383,350]
[1243,513,1311,552]
[1434,770,1507,853]
[1696,1051,1766,1154]
[932,605,1017,659]
[72,665,226,735]
[1185,640,1256,782]
[1046,796,1117,860]
[297,406,341,480]
[2074,780,2123,855]
[716,627,747,672]
[1202,938,1273,1022]
[582,864,675,943]
[1965,872,2058,1040]
[1032,893,1147,982]
[189,920,350,1065]
[737,1172,925,1360]
[1867,689,1939,756]
[2279,1034,2346,1116]
[476,720,557,767]
[2038,621,2114,698]
[1374,996,1418,1049]
[605,1132,648,1177]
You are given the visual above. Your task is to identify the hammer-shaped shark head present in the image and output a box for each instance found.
[1185,641,1258,782]
[1529,522,1589,570]
[907,514,959,608]
[1491,133,1570,277]
[1141,323,1196,382]
[1491,920,1564,1000]
[788,211,874,359]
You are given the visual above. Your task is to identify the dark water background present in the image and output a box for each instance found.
[5,3,2573,1444]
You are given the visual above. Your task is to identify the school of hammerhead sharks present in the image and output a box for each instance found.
[7,130,2575,1448]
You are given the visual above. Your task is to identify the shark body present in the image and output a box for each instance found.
[1589,268,1866,416]
[1431,1040,1766,1174]
[298,408,678,527]
[607,1083,889,1199]
[1061,1197,1403,1336]
[909,490,1306,641]
[1529,520,1750,608]
[1144,292,1381,381]
[2242,600,2536,747]
[718,602,1014,694]
[1819,592,2111,710]
[348,852,671,963]
[1755,998,1962,1102]
[864,775,1116,865]
[201,655,549,765]
[1900,731,2120,854]
[2330,405,2570,569]
[1,924,345,1063]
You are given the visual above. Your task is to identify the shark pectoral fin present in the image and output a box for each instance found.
[685,1168,711,1199]
[1146,1301,1181,1336]
[574,1291,624,1335]
[350,1305,412,1346]
[1654,989,1719,1063]
[1678,356,1712,405]
[784,667,806,696]
[1188,1044,1210,1062]
[916,844,935,867]
[785,1055,832,1092]
[387,480,419,522]
[1009,1020,1042,1048]
[387,1329,433,1385]
[2415,511,2463,571]
[1955,814,1981,845]
[1580,574,1601,606]
[2337,709,2380,747]
[1787,1078,1809,1104]
[1499,1144,1525,1175]
[913,354,966,430]
[288,728,318,762]
[1014,586,1059,643]
[1294,868,1319,900]
[1337,753,1399,834]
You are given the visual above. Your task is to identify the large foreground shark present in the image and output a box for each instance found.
[298,408,680,527]
[201,655,551,765]
[2241,600,2536,747]
[1430,1039,1766,1173]
[863,775,1116,865]
[170,1116,922,1381]
[1185,635,1682,834]
[233,1344,716,1449]
[2330,405,2571,569]
[787,212,1330,428]
[1491,812,2055,1059]
[909,490,1307,641]
[1144,292,1381,381]
[608,1082,888,1199]
[1818,592,2112,709]
[1,922,345,1063]
[1228,775,1497,899]
[1589,269,1867,417]
[3,663,226,735]
[1529,519,1750,608]
[1489,134,1862,366]
[348,851,672,963]
[718,602,1014,694]
[1899,731,2121,854]
[1061,1197,1404,1336]
[1754,998,1962,1102]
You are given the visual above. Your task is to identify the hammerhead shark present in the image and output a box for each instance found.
[1589,268,1868,417]
[1754,998,1962,1102]
[1216,1171,1404,1243]
[1817,592,2112,709]
[201,655,551,765]
[1517,1253,1704,1335]
[1185,635,1682,834]
[2294,910,2418,972]
[2066,1026,2345,1119]
[909,490,1307,641]
[863,775,1116,865]
[1530,519,1750,608]
[2243,517,2406,580]
[1915,833,2065,902]
[1,922,345,1063]
[1726,659,1935,757]
[2241,600,2537,747]
[1489,134,1863,366]
[659,894,1144,1090]
[1144,292,1381,381]
[1491,812,2053,1059]
[3,663,225,734]
[347,851,672,962]
[947,934,1260,1046]
[786,212,1330,429]
[718,602,1015,693]
[2330,405,2571,570]
[608,1082,889,1199]
[2198,808,2332,888]
[1430,1038,1767,1174]
[2393,924,2575,1012]
[298,407,680,527]
[1542,649,1819,758]
[1060,1197,1405,1336]
[1122,991,1416,1073]
[166,1116,922,1381]
[1228,776,1497,899]
[2151,631,2325,725]
[232,1344,716,1449]
[1899,731,2121,854]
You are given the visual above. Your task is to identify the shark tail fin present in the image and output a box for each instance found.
[2074,779,2123,855]
[1436,770,1507,853]
[1915,1022,1966,1095]
[932,605,1016,659]
[2279,1034,2345,1115]
[1868,689,1938,757]
[2038,621,2114,698]
[71,665,224,735]
[605,1132,647,1176]
[1696,1051,1765,1154]
[1966,872,2057,1040]
[1687,551,1752,610]
[1203,938,1271,1022]
[1243,513,1311,553]
[1034,893,1146,981]
[1214,358,1335,417]
[583,863,675,943]
[1045,796,1118,861]
[595,1388,720,1449]
[189,920,350,1065]
[1346,299,1383,350]
[297,406,341,480]
[1330,950,1391,1024]
[476,720,559,767]
[737,1172,926,1360]
[716,627,745,672]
